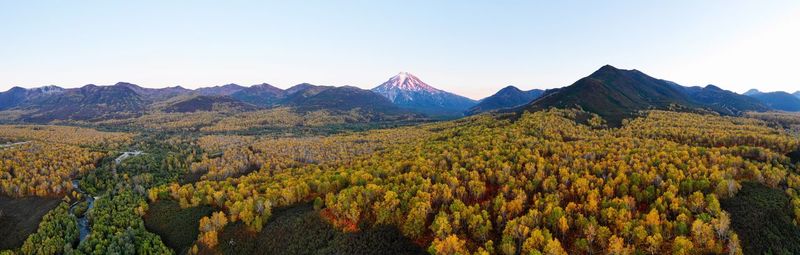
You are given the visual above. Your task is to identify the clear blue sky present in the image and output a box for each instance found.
[1,1,798,99]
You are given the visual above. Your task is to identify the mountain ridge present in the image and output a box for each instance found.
[230,83,285,106]
[747,91,800,112]
[465,86,544,115]
[0,80,425,122]
[196,84,246,96]
[522,65,696,125]
[744,89,762,96]
[18,83,146,122]
[678,84,769,115]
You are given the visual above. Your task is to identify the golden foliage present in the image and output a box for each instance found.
[0,141,105,197]
[96,111,222,131]
[158,109,800,254]
[621,111,799,153]
[200,107,368,132]
[195,135,255,153]
[744,111,800,136]
[191,125,433,180]
[0,125,133,147]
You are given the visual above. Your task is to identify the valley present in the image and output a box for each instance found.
[1,66,800,255]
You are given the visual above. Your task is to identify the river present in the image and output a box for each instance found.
[69,180,96,242]
[67,151,142,242]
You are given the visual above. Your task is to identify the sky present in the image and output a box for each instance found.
[1,1,799,99]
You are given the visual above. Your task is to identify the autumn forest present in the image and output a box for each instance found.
[0,103,799,255]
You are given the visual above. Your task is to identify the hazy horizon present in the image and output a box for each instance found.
[2,1,799,99]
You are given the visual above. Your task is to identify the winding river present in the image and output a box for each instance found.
[69,180,96,242]
[66,151,142,242]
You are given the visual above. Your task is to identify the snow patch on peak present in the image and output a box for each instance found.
[376,72,440,93]
[33,85,64,94]
[393,72,410,86]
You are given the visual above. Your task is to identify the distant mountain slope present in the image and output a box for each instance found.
[0,81,421,123]
[281,83,333,103]
[20,84,145,122]
[286,86,403,114]
[744,89,762,96]
[465,86,544,115]
[748,92,800,112]
[231,83,285,106]
[164,95,259,113]
[523,65,694,125]
[0,86,65,111]
[196,84,246,96]
[794,91,800,99]
[372,72,476,116]
[115,82,191,101]
[679,85,769,115]
[0,87,30,110]
[285,83,330,95]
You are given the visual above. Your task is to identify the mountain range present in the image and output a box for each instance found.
[6,84,146,122]
[115,82,192,102]
[751,91,800,112]
[196,84,246,96]
[0,78,418,123]
[742,90,800,112]
[677,85,769,115]
[1,66,798,124]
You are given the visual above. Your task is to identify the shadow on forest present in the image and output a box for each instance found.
[788,150,800,164]
[721,182,800,255]
[144,200,214,254]
[179,169,207,185]
[216,203,425,255]
[0,196,61,249]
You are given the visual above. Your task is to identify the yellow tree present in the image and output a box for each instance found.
[429,235,468,255]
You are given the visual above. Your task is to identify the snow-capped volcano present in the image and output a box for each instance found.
[374,72,440,93]
[372,72,476,116]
